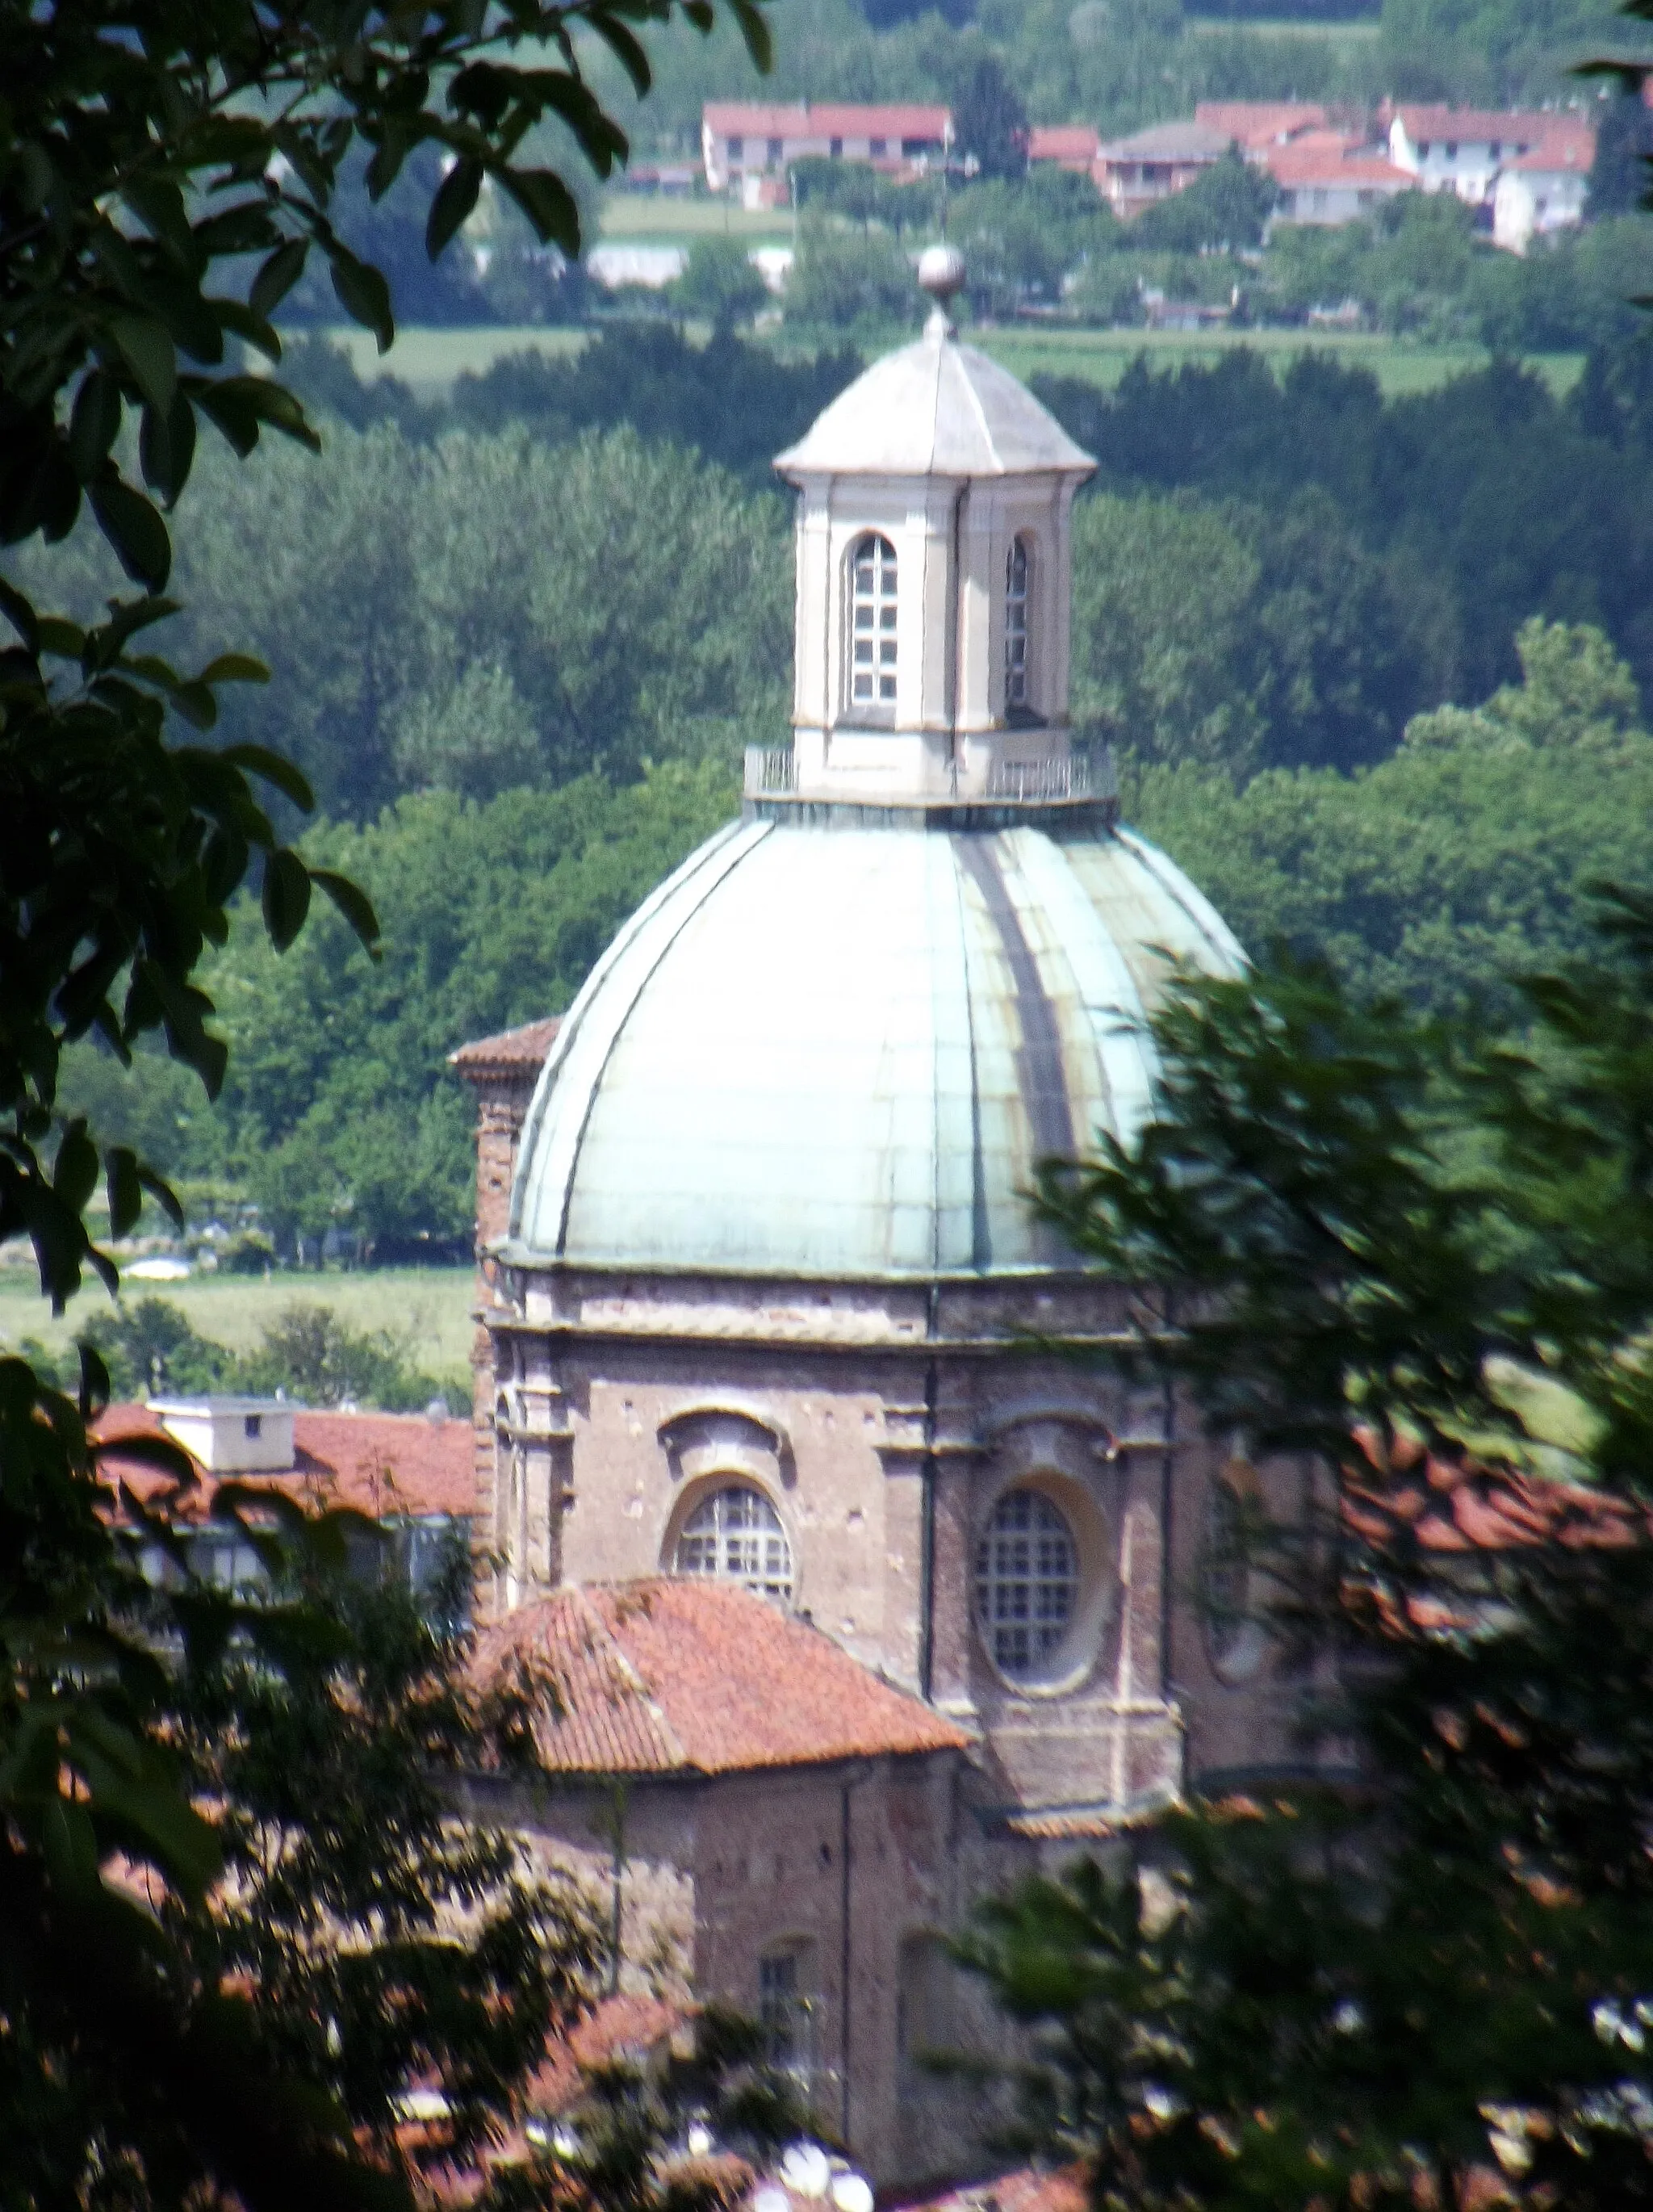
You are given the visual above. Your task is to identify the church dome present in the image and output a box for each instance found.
[505,815,1241,1279]
[504,257,1245,1284]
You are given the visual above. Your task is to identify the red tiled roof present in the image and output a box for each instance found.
[1268,147,1413,187]
[1343,1431,1635,1555]
[1027,124,1099,163]
[476,1579,970,1778]
[1388,103,1563,145]
[1506,126,1594,170]
[893,2165,1089,2212]
[94,1402,475,1521]
[702,101,950,140]
[527,1992,689,2114]
[1195,99,1328,147]
[450,1016,561,1079]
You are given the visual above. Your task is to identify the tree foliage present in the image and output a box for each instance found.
[0,0,772,2201]
[963,875,1653,2207]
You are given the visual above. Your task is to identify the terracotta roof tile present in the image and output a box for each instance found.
[94,1401,475,1521]
[893,2165,1089,2212]
[476,1579,970,1777]
[1267,147,1413,186]
[527,1992,690,2114]
[450,1016,561,1079]
[1027,125,1099,163]
[1195,99,1328,147]
[1388,103,1565,145]
[702,101,950,140]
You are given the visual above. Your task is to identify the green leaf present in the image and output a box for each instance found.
[199,654,269,686]
[427,157,484,260]
[262,848,312,951]
[588,13,654,96]
[0,577,40,654]
[249,238,309,322]
[106,1147,143,1238]
[328,249,395,354]
[89,480,172,590]
[41,1798,100,1899]
[217,741,313,811]
[109,313,177,413]
[69,371,123,484]
[498,168,582,258]
[53,1120,98,1216]
[726,0,775,73]
[311,868,383,955]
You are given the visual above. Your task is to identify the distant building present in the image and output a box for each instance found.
[1195,98,1329,152]
[700,102,952,198]
[1026,123,1100,173]
[1092,118,1232,218]
[1266,140,1416,225]
[96,1398,474,1615]
[1492,120,1596,252]
[1384,103,1583,206]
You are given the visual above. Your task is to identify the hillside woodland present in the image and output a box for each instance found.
[19,323,1653,1253]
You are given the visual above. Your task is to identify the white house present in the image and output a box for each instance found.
[1385,103,1586,207]
[701,102,952,196]
[1266,140,1416,225]
[1492,120,1596,251]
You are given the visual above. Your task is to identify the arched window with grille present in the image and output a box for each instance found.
[847,532,898,710]
[1004,534,1032,715]
[674,1483,793,1602]
[974,1486,1078,1678]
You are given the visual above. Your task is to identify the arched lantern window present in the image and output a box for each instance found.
[675,1483,793,1602]
[1005,535,1032,714]
[848,532,898,708]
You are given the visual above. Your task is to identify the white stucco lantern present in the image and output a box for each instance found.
[770,246,1097,805]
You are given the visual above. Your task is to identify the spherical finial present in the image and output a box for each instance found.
[917,241,967,313]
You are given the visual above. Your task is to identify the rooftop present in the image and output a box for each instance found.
[773,312,1094,481]
[450,1015,563,1080]
[1095,119,1232,163]
[475,1578,971,1777]
[1387,102,1568,143]
[1026,124,1100,162]
[702,100,951,138]
[1195,98,1328,146]
[94,1401,474,1520]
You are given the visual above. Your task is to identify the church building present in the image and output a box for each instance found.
[454,249,1299,2189]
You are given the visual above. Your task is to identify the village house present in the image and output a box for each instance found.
[1383,100,1591,209]
[1264,137,1416,225]
[700,101,952,207]
[1492,115,1597,251]
[1090,117,1231,217]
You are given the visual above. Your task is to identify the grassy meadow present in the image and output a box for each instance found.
[0,1260,478,1385]
[326,319,1585,402]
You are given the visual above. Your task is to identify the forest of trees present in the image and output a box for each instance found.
[26,321,1653,1254]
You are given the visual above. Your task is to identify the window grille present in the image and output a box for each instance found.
[974,1489,1077,1678]
[759,1949,815,2080]
[676,1484,793,1602]
[849,533,898,706]
[1005,536,1031,711]
[1203,1477,1252,1674]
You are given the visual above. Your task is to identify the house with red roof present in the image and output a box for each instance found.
[1264,139,1416,225]
[1384,102,1593,216]
[701,102,952,203]
[1025,124,1099,174]
[466,1578,994,2186]
[1492,118,1597,251]
[95,1396,475,1615]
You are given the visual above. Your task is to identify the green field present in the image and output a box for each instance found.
[328,322,588,388]
[329,320,1584,403]
[972,325,1587,400]
[600,195,795,243]
[0,1262,478,1383]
